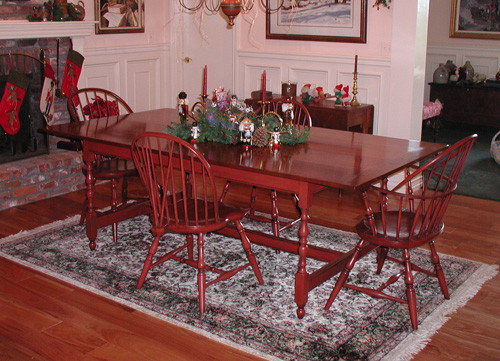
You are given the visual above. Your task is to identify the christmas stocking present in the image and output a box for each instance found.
[0,70,30,135]
[61,49,84,101]
[40,61,57,125]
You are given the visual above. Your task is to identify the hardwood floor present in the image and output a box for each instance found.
[1,178,499,360]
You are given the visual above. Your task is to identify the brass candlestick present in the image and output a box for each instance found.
[201,94,208,108]
[350,72,360,106]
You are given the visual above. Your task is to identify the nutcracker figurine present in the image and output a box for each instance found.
[270,126,281,149]
[177,91,189,122]
[190,121,200,143]
[239,116,254,150]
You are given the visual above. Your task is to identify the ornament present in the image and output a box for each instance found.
[334,84,343,105]
[270,127,281,149]
[190,122,200,143]
[301,84,312,105]
[252,126,269,148]
[239,116,254,150]
[177,91,189,122]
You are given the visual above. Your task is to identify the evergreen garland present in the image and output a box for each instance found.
[165,103,309,146]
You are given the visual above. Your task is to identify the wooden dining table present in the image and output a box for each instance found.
[41,107,447,318]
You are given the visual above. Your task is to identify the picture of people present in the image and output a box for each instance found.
[95,0,144,34]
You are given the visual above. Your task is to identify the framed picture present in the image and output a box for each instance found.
[95,0,145,34]
[266,0,367,43]
[450,0,500,39]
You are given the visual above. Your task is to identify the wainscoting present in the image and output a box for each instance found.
[234,49,392,135]
[425,44,500,101]
[81,44,172,112]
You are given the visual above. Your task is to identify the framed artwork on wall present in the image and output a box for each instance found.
[95,0,145,34]
[450,0,500,39]
[266,0,367,43]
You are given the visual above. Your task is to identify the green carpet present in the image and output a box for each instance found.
[422,123,500,201]
[1,215,497,360]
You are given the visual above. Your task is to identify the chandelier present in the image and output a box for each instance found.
[179,0,286,26]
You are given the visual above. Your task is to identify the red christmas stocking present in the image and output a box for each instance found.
[40,61,56,125]
[61,49,84,101]
[0,70,30,135]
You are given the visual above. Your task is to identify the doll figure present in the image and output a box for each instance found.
[177,91,189,122]
[190,121,200,143]
[270,126,281,149]
[239,116,254,150]
[281,102,294,124]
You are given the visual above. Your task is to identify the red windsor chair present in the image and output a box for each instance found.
[325,135,477,330]
[131,132,264,313]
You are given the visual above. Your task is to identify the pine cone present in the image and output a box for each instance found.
[252,126,269,147]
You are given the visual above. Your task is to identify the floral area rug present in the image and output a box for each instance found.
[0,215,497,361]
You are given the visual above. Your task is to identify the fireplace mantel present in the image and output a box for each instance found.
[0,20,96,52]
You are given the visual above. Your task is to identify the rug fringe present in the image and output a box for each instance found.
[382,263,498,361]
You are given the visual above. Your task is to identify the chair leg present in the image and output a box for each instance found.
[186,234,194,261]
[249,186,257,218]
[122,177,128,204]
[79,198,88,225]
[403,249,418,330]
[137,234,161,289]
[376,246,389,274]
[271,190,280,237]
[197,233,206,313]
[219,181,231,203]
[235,220,264,284]
[111,179,118,242]
[325,239,366,310]
[429,241,449,299]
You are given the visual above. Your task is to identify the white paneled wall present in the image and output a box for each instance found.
[425,44,500,101]
[81,44,170,112]
[235,50,391,135]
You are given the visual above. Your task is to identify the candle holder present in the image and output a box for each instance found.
[350,72,360,106]
[201,94,208,108]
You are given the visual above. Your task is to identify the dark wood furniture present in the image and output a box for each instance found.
[131,132,263,313]
[67,88,137,244]
[245,94,374,133]
[429,82,500,128]
[325,135,477,330]
[41,108,445,318]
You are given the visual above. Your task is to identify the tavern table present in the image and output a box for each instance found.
[41,108,446,318]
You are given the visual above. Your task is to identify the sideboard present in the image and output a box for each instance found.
[245,94,374,134]
[429,82,500,128]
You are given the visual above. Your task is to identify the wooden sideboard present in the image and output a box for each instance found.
[429,82,500,128]
[245,95,374,134]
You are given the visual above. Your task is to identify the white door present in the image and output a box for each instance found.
[175,9,236,109]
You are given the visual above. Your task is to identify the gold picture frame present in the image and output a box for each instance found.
[95,0,145,34]
[450,0,500,40]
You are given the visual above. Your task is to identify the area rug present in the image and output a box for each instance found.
[0,216,497,361]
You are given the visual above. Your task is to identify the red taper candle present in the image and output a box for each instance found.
[203,65,207,96]
[262,70,266,102]
[354,55,358,74]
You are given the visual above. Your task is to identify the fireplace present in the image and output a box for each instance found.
[0,19,95,210]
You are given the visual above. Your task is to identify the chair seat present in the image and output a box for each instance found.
[159,199,248,234]
[82,158,137,180]
[356,211,444,248]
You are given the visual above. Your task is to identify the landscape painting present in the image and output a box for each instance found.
[266,0,367,43]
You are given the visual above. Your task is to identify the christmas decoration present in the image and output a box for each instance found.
[27,1,85,22]
[0,70,30,135]
[190,122,200,143]
[270,127,281,149]
[40,61,56,125]
[82,96,119,118]
[373,0,391,9]
[301,84,312,105]
[334,84,343,105]
[252,126,269,148]
[177,91,189,122]
[341,85,350,106]
[239,116,254,150]
[61,49,84,100]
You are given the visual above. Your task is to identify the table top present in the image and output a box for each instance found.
[42,108,446,191]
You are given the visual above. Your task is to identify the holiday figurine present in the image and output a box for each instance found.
[281,101,294,124]
[341,85,350,106]
[214,87,229,111]
[334,84,343,105]
[230,94,238,108]
[301,84,312,104]
[239,116,254,150]
[270,126,281,149]
[190,121,200,143]
[177,91,189,122]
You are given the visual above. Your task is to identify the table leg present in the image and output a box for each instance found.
[294,185,312,319]
[83,146,98,250]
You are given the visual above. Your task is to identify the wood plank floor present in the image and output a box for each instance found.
[1,177,499,360]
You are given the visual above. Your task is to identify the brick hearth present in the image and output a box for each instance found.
[0,149,85,210]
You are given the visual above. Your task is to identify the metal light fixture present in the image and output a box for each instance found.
[179,0,286,27]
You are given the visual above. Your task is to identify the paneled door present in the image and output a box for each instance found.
[178,10,236,107]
